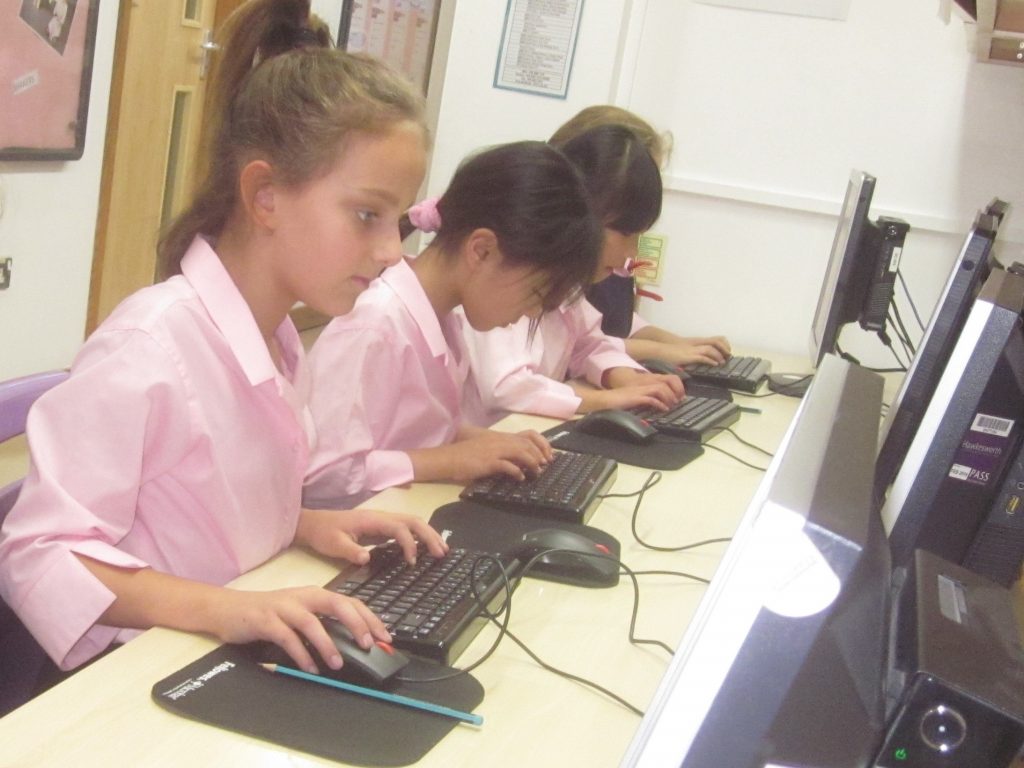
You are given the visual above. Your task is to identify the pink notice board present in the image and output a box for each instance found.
[0,0,101,160]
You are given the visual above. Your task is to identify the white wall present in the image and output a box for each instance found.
[4,1,1022,379]
[426,0,1024,366]
[0,2,120,380]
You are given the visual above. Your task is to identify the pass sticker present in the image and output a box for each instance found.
[947,413,1017,487]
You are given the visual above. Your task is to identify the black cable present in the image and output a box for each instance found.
[897,270,926,332]
[702,442,769,471]
[495,624,645,715]
[621,471,733,553]
[398,553,516,684]
[889,301,916,356]
[629,569,711,584]
[696,425,774,458]
[724,427,774,457]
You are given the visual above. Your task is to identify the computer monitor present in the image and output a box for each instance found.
[880,265,1024,584]
[809,170,910,369]
[621,355,889,768]
[874,204,1007,501]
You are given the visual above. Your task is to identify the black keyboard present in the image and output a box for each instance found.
[326,541,515,666]
[632,396,741,442]
[686,355,770,393]
[459,449,617,524]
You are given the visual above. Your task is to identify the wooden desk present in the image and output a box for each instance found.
[0,353,806,768]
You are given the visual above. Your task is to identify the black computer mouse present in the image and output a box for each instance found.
[575,409,657,445]
[513,528,620,588]
[257,618,410,688]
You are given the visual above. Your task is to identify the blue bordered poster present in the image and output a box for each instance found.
[493,0,584,99]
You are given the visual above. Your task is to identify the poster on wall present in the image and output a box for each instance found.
[0,0,101,161]
[493,0,584,99]
[338,0,441,95]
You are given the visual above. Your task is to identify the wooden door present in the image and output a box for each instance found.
[87,0,245,333]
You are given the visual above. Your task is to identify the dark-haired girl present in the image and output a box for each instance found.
[460,125,686,426]
[303,141,602,509]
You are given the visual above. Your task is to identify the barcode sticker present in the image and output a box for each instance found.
[970,413,1014,437]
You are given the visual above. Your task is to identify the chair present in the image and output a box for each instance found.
[0,369,69,717]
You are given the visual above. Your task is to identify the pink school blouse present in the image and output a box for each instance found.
[303,258,467,509]
[0,237,314,670]
[460,297,645,427]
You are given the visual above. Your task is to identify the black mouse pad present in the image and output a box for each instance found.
[542,420,704,471]
[153,644,484,767]
[429,500,620,588]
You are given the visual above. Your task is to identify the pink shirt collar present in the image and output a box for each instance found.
[381,258,453,362]
[180,236,303,388]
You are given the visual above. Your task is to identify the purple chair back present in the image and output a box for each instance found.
[1,369,68,715]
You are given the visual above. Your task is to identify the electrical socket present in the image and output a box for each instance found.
[0,258,11,290]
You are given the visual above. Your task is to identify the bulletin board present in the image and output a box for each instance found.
[0,0,101,161]
[337,0,441,95]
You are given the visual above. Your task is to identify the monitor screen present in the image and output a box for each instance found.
[874,206,1006,502]
[809,170,878,367]
[808,171,909,369]
[621,355,889,768]
[880,265,1024,577]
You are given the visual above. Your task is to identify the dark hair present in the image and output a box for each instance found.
[158,0,426,278]
[554,124,662,235]
[549,105,673,167]
[407,141,601,311]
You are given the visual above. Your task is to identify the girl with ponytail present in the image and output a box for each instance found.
[303,141,602,509]
[0,0,445,684]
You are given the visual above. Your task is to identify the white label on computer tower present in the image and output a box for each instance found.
[936,575,967,624]
[970,413,1014,437]
[888,246,902,273]
[949,463,973,482]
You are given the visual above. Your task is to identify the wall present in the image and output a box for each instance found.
[3,1,1022,378]
[0,1,120,380]
[426,0,1024,365]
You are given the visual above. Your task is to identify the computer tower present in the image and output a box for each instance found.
[881,266,1024,573]
[963,438,1024,586]
[861,217,910,331]
[874,550,1024,767]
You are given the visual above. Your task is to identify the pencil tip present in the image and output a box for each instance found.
[259,662,276,672]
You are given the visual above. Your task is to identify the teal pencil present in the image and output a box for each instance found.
[259,663,483,727]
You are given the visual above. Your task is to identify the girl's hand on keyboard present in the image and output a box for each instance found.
[410,428,551,485]
[593,369,685,409]
[210,585,388,675]
[295,507,449,565]
[659,337,731,367]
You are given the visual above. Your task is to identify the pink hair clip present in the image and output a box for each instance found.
[407,197,442,233]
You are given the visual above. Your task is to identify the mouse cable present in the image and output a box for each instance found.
[397,553,517,684]
[724,427,774,457]
[629,568,710,585]
[489,620,645,716]
[701,442,769,472]
[615,471,733,553]
[414,549,647,715]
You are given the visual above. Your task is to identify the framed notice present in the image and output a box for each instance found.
[494,0,584,99]
[338,0,441,95]
[0,0,101,161]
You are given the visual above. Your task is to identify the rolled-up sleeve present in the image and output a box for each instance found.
[566,300,645,386]
[0,330,191,669]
